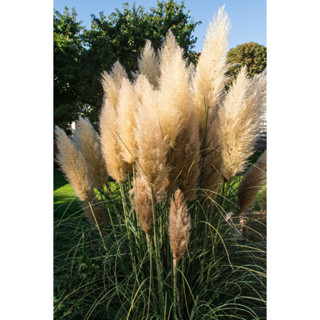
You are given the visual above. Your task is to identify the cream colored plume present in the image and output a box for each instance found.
[56,126,106,229]
[157,30,192,147]
[55,126,93,201]
[135,75,168,202]
[218,67,262,180]
[237,151,266,215]
[116,77,139,164]
[192,6,230,137]
[169,189,191,263]
[247,68,267,130]
[137,40,160,88]
[72,117,108,190]
[100,98,129,183]
[134,74,152,105]
[101,61,127,109]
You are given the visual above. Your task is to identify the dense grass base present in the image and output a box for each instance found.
[54,171,266,319]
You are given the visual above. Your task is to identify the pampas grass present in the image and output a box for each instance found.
[157,30,192,148]
[55,7,266,319]
[169,189,191,263]
[100,61,130,183]
[218,67,265,180]
[169,189,191,319]
[201,113,223,203]
[137,40,160,88]
[101,61,128,110]
[116,77,138,164]
[192,6,230,138]
[134,176,153,237]
[55,126,93,202]
[55,126,106,230]
[135,75,168,202]
[168,113,201,201]
[237,151,267,215]
[72,116,108,190]
[100,98,129,183]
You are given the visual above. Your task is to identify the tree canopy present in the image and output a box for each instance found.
[54,7,85,133]
[227,42,266,87]
[54,1,201,132]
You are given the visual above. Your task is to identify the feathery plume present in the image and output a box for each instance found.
[237,151,266,215]
[218,67,262,180]
[99,61,130,183]
[100,98,129,183]
[169,189,191,263]
[55,126,93,201]
[157,30,192,147]
[101,61,128,109]
[135,75,168,202]
[247,68,267,131]
[55,126,106,229]
[72,117,108,190]
[134,73,153,105]
[117,77,139,164]
[192,6,230,138]
[133,177,153,236]
[137,40,160,88]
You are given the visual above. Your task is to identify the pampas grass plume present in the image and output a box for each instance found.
[138,40,160,88]
[237,151,266,215]
[135,75,168,202]
[192,6,230,134]
[72,117,108,190]
[169,189,191,263]
[56,126,106,229]
[218,67,261,180]
[157,30,191,147]
[117,77,138,164]
[55,126,93,201]
[101,61,127,109]
[134,177,153,236]
[100,98,129,183]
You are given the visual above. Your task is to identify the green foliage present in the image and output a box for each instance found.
[54,171,266,319]
[227,42,267,87]
[54,1,201,132]
[54,7,85,133]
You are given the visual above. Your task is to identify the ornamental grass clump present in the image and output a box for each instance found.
[54,7,266,320]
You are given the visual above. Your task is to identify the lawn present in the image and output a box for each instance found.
[54,170,82,220]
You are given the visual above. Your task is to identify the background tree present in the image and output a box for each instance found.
[54,7,85,133]
[227,42,266,87]
[54,1,201,132]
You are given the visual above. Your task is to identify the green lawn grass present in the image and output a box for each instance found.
[54,170,82,221]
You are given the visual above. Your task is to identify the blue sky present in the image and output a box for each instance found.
[54,0,266,52]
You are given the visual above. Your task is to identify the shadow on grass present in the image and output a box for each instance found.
[54,170,82,221]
